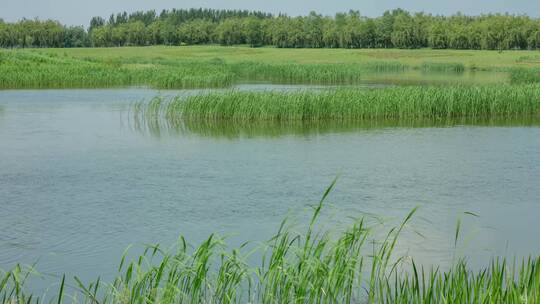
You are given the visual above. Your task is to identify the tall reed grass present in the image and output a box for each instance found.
[1,181,539,303]
[231,62,407,84]
[0,51,410,89]
[165,85,540,122]
[420,62,465,73]
[131,99,540,139]
[4,50,539,89]
[510,68,540,84]
[0,52,235,89]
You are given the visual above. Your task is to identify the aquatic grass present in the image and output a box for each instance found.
[230,61,408,84]
[165,85,540,122]
[131,100,540,138]
[510,68,540,84]
[3,49,538,89]
[0,51,235,89]
[420,62,465,73]
[0,50,412,89]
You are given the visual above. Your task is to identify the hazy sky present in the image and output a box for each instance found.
[1,0,538,26]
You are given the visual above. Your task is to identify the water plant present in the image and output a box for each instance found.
[0,51,412,89]
[510,68,540,84]
[165,85,540,122]
[131,100,540,139]
[0,51,235,89]
[420,62,465,73]
[2,49,531,90]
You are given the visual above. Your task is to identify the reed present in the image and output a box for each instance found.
[510,68,540,84]
[1,182,539,303]
[165,85,540,122]
[420,62,465,73]
[6,50,540,89]
[231,61,408,84]
[0,51,235,89]
[11,50,519,90]
[0,51,412,89]
[131,101,540,139]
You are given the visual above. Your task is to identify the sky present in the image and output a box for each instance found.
[1,0,539,26]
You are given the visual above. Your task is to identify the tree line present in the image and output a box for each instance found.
[2,8,540,50]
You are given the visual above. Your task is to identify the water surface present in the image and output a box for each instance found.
[0,88,539,292]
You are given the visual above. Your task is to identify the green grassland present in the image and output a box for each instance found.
[2,46,540,89]
[21,46,540,69]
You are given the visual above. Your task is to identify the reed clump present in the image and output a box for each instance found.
[510,68,540,84]
[0,51,235,89]
[231,61,408,84]
[1,182,539,303]
[131,100,540,139]
[420,62,465,73]
[166,85,540,122]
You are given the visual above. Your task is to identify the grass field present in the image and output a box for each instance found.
[19,46,540,69]
[1,46,540,89]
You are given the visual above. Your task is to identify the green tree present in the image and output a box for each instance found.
[177,20,215,45]
[65,26,89,47]
[322,18,340,48]
[358,18,377,48]
[304,11,324,48]
[375,10,398,48]
[147,20,163,45]
[126,21,147,46]
[91,26,111,47]
[111,24,127,46]
[391,12,416,48]
[215,18,244,45]
[89,16,105,32]
[428,19,448,49]
[243,17,262,47]
[270,17,290,48]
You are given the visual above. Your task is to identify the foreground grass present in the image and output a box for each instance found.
[164,85,540,122]
[1,181,539,303]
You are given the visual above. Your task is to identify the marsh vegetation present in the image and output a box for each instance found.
[141,85,540,123]
[2,47,539,90]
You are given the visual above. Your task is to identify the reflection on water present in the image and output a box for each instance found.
[237,69,510,87]
[130,102,540,139]
[360,69,509,86]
